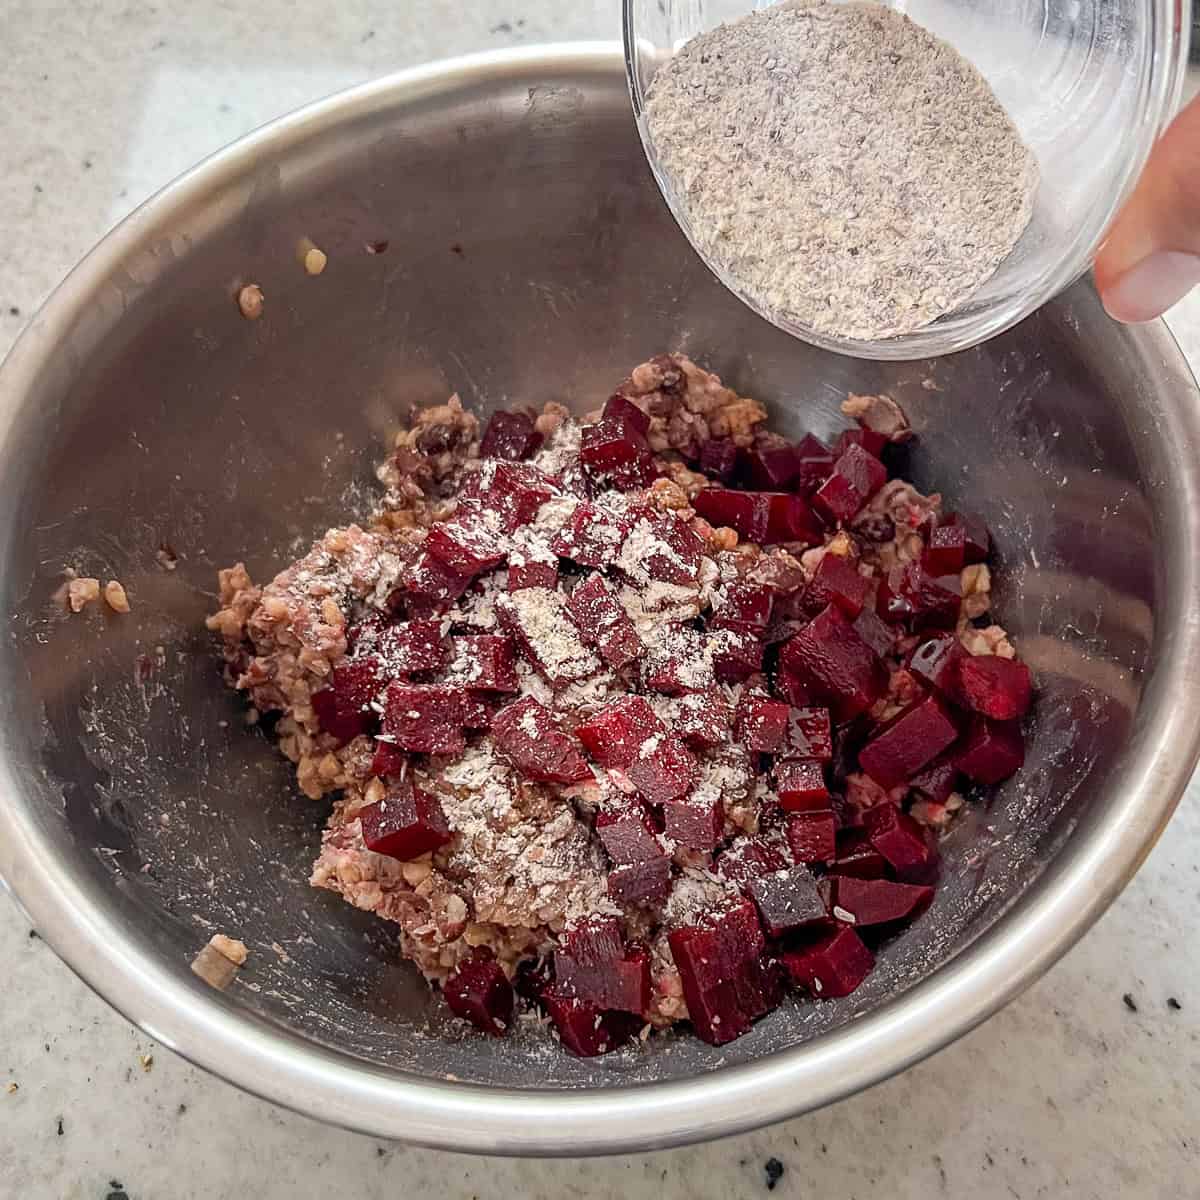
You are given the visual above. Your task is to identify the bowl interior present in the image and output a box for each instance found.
[0,52,1184,1095]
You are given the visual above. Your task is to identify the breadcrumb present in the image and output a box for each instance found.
[103,580,131,613]
[67,577,101,612]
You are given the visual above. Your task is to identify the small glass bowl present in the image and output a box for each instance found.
[624,0,1189,359]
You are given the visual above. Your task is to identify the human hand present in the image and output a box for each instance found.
[1094,94,1200,323]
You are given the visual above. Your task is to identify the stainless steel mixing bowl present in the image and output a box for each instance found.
[1,45,1199,1155]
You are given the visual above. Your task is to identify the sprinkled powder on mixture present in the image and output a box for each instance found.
[644,1,1038,340]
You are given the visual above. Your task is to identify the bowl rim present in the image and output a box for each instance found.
[2,43,1200,1156]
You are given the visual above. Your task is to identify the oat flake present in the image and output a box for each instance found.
[644,1,1038,340]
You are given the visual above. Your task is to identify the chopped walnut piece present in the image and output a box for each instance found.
[209,934,249,966]
[67,577,101,612]
[237,283,264,320]
[297,237,328,276]
[841,392,913,442]
[961,562,991,619]
[103,580,131,613]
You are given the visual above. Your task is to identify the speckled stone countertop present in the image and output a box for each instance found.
[1,3,1197,1197]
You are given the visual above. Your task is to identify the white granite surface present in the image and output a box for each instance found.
[1,3,1197,1197]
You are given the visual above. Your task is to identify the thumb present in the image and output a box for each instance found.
[1094,94,1200,323]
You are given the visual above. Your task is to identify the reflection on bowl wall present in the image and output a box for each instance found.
[0,47,1198,1153]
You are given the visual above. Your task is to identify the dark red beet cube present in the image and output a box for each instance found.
[603,392,652,435]
[833,876,933,928]
[880,563,962,630]
[923,523,967,575]
[457,690,500,731]
[673,691,733,748]
[543,991,639,1057]
[775,759,830,812]
[834,427,888,459]
[806,553,871,618]
[359,782,452,860]
[745,444,801,490]
[784,706,833,761]
[345,609,388,653]
[663,791,725,851]
[311,657,383,744]
[382,682,466,755]
[626,735,698,805]
[550,501,632,568]
[709,581,774,637]
[710,629,765,684]
[944,511,991,564]
[370,739,408,779]
[496,588,599,685]
[858,694,959,789]
[774,668,816,709]
[492,696,592,784]
[853,607,895,659]
[596,801,662,864]
[507,555,558,591]
[734,694,790,752]
[812,444,887,524]
[443,950,515,1036]
[908,634,968,701]
[580,417,658,489]
[748,865,829,937]
[565,573,641,669]
[576,696,663,769]
[698,438,739,483]
[555,918,650,1014]
[765,493,824,545]
[786,810,837,863]
[794,433,836,496]
[863,803,938,878]
[954,715,1025,784]
[400,550,473,617]
[828,828,888,879]
[460,461,557,534]
[715,834,791,886]
[779,604,886,723]
[376,619,447,675]
[448,635,518,693]
[621,508,705,585]
[779,926,875,998]
[692,488,771,543]
[608,857,672,908]
[909,757,960,804]
[479,410,542,462]
[958,655,1033,720]
[425,509,507,578]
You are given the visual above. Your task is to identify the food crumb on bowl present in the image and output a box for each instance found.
[104,579,131,613]
[66,576,101,613]
[236,283,264,320]
[298,237,328,276]
[190,933,249,989]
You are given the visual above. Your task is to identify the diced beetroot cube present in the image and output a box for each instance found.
[944,511,991,564]
[828,828,888,879]
[710,629,765,684]
[576,696,664,769]
[784,706,833,761]
[554,918,650,1014]
[909,757,960,804]
[479,410,543,462]
[460,461,557,533]
[806,553,871,618]
[596,801,662,865]
[779,926,875,998]
[858,694,959,789]
[833,876,933,927]
[443,635,517,694]
[345,609,388,653]
[852,606,895,659]
[370,739,408,779]
[786,810,837,863]
[400,550,473,617]
[626,734,698,805]
[443,949,515,1036]
[580,417,658,489]
[603,392,652,435]
[734,694,790,752]
[492,696,592,784]
[765,493,824,545]
[508,556,558,591]
[834,427,888,459]
[812,444,887,524]
[794,433,836,496]
[954,715,1025,784]
[542,990,640,1057]
[663,791,725,851]
[923,523,967,575]
[550,501,633,568]
[608,857,673,908]
[619,508,705,586]
[709,581,774,637]
[880,563,962,630]
[668,900,782,1045]
[745,444,801,490]
[692,488,771,543]
[748,865,830,937]
[425,510,507,578]
[779,604,887,723]
[376,619,447,675]
[359,782,453,860]
[672,690,733,748]
[698,438,739,482]
[495,588,600,685]
[958,655,1033,720]
[908,634,968,701]
[775,759,830,812]
[774,668,816,709]
[458,690,500,730]
[715,833,791,885]
[863,803,938,878]
[382,683,466,755]
[565,574,641,669]
[311,657,383,744]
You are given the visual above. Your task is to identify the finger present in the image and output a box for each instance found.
[1094,94,1200,323]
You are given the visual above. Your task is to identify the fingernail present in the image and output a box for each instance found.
[1101,251,1200,323]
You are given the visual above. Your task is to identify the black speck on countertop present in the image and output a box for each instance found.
[56,1116,63,1136]
[177,1103,187,1115]
[491,21,513,33]
[764,1158,785,1190]
[1123,992,1139,1013]
[28,928,38,938]
[9,306,20,317]
[1168,996,1182,1010]
[107,1182,129,1200]
[83,159,93,170]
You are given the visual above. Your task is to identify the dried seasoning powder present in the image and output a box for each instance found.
[644,1,1038,340]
